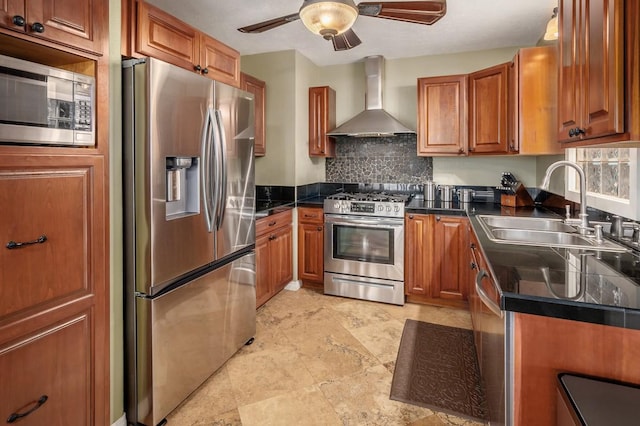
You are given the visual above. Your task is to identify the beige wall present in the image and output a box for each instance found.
[109,0,124,423]
[243,46,569,188]
[241,51,298,186]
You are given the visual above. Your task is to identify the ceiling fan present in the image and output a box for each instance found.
[238,0,447,51]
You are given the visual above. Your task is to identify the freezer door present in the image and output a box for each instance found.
[129,252,256,426]
[127,58,217,294]
[212,82,256,260]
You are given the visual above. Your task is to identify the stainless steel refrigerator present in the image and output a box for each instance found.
[122,57,256,426]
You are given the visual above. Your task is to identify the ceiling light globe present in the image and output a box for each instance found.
[299,0,358,38]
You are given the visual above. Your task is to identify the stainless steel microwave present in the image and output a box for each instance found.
[0,54,95,147]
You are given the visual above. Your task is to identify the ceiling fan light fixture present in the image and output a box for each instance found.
[299,0,359,39]
[543,7,559,41]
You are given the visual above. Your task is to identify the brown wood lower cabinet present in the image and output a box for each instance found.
[513,313,640,425]
[297,207,324,288]
[255,209,293,308]
[405,213,469,308]
[0,153,108,425]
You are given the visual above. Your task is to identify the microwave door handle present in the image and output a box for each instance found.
[200,108,214,232]
[213,109,227,230]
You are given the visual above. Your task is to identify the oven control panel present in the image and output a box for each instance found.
[324,200,405,217]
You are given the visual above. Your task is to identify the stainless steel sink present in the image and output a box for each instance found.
[477,215,628,252]
[478,215,576,232]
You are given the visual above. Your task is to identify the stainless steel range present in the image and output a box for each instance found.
[324,192,409,305]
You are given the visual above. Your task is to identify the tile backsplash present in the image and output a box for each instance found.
[326,134,432,183]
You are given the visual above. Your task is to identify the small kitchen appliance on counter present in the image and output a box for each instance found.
[497,172,534,207]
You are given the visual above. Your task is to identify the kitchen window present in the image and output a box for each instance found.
[565,147,639,220]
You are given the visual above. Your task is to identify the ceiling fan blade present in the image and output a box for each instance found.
[358,1,446,25]
[238,13,300,33]
[332,29,362,51]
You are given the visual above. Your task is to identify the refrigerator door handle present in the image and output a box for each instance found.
[213,109,228,230]
[201,108,215,232]
[210,107,222,230]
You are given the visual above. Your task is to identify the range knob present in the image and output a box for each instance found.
[386,206,392,212]
[377,205,384,211]
[334,202,340,209]
[394,205,400,212]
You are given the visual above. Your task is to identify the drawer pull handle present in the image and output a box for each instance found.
[268,221,276,226]
[7,395,48,423]
[6,235,47,250]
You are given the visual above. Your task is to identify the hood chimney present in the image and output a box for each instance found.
[327,56,415,137]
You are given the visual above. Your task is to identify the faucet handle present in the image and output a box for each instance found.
[565,204,571,219]
[593,224,604,243]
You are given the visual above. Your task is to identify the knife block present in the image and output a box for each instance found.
[500,183,534,207]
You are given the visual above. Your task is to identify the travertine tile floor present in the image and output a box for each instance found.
[167,288,485,426]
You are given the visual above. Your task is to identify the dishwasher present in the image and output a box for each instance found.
[469,234,513,426]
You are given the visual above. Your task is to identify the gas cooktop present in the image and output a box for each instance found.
[325,192,412,203]
[324,192,412,218]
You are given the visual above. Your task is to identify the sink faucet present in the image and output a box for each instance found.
[541,160,590,234]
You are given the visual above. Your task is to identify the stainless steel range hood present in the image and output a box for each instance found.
[327,56,415,137]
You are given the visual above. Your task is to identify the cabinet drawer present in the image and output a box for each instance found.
[0,313,91,425]
[0,166,94,320]
[256,209,292,236]
[297,207,323,224]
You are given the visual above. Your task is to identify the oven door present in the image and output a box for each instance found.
[324,214,404,281]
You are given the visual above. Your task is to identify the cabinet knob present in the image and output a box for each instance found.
[202,68,209,75]
[194,64,202,72]
[12,15,25,27]
[569,127,586,137]
[458,148,464,154]
[317,226,322,231]
[408,215,414,219]
[470,261,477,270]
[436,216,441,221]
[30,22,45,33]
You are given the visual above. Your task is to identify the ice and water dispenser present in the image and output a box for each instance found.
[165,156,199,218]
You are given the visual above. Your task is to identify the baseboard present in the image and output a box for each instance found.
[112,413,127,426]
[284,280,301,291]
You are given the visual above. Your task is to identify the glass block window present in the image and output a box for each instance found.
[574,147,631,199]
[565,148,639,220]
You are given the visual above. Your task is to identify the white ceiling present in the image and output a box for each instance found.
[145,0,558,67]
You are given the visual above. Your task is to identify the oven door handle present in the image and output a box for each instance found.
[324,214,404,228]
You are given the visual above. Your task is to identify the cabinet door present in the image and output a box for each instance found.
[308,86,336,158]
[241,72,266,156]
[200,34,240,87]
[432,216,469,300]
[558,0,582,142]
[404,214,432,295]
[0,314,92,425]
[27,0,103,54]
[255,233,271,308]
[136,1,199,73]
[271,225,293,293]
[469,63,509,154]
[582,0,624,139]
[0,1,25,34]
[298,222,324,283]
[417,75,468,156]
[0,0,103,54]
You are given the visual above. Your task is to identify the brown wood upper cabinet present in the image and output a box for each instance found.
[417,75,468,156]
[0,0,105,55]
[469,63,509,154]
[508,45,562,155]
[308,86,336,158]
[557,0,635,145]
[132,1,240,87]
[240,72,266,156]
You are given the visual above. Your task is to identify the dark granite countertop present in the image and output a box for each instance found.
[255,201,295,218]
[257,190,640,329]
[467,210,640,330]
